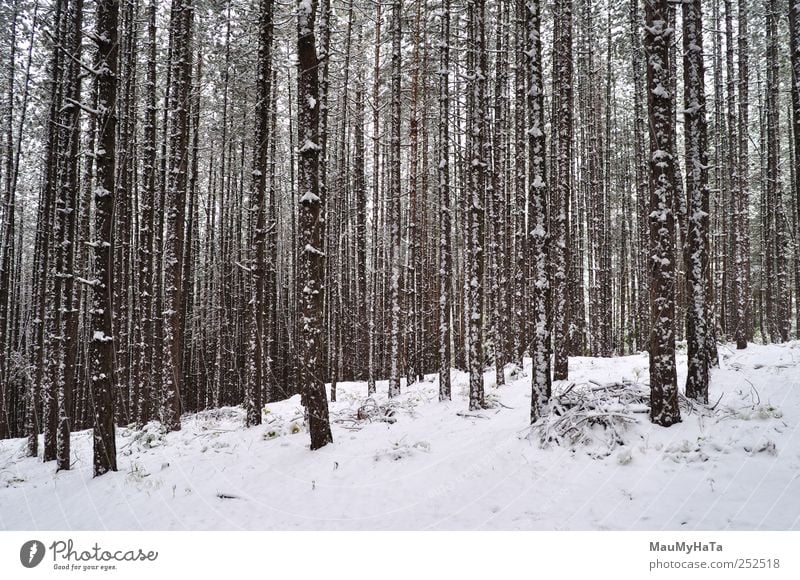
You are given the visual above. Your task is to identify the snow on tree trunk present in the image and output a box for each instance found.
[735,0,750,349]
[630,0,650,353]
[789,0,800,336]
[513,0,527,365]
[551,0,572,381]
[438,0,452,401]
[162,0,194,432]
[0,0,19,442]
[644,0,680,427]
[246,0,274,427]
[91,0,119,476]
[765,0,789,343]
[297,0,333,450]
[387,0,402,399]
[136,0,157,424]
[466,0,487,412]
[367,0,382,397]
[791,1,800,341]
[526,0,551,422]
[491,0,509,388]
[55,0,82,471]
[682,0,710,403]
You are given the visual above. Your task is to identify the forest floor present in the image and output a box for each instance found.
[2,342,800,530]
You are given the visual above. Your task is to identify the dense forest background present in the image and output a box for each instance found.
[0,0,798,474]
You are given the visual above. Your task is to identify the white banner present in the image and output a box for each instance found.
[1,531,798,579]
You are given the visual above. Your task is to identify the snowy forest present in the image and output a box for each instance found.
[0,0,799,532]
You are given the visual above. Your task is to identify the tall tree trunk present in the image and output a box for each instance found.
[735,0,750,348]
[644,0,680,427]
[387,0,402,399]
[367,0,382,397]
[297,0,333,450]
[513,0,527,364]
[791,0,800,340]
[163,0,194,431]
[552,0,572,381]
[766,0,789,342]
[55,0,83,470]
[246,0,274,426]
[438,0,452,401]
[527,0,551,421]
[137,0,157,423]
[91,0,119,476]
[792,1,800,340]
[0,0,19,441]
[466,0,487,411]
[630,0,649,352]
[683,0,710,403]
[38,0,67,461]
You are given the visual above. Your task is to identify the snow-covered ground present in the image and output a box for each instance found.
[2,342,800,531]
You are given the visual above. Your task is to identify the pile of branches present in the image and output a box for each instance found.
[332,397,402,430]
[530,379,714,451]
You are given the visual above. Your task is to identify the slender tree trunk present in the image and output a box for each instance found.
[736,0,750,348]
[683,0,710,403]
[55,0,83,470]
[552,0,572,381]
[297,0,333,450]
[791,1,800,340]
[766,0,789,342]
[527,0,551,421]
[0,0,20,441]
[644,0,680,427]
[163,0,194,431]
[631,0,649,353]
[513,0,527,364]
[438,0,452,401]
[466,0,487,411]
[367,0,382,397]
[38,0,67,461]
[246,0,274,426]
[91,0,119,476]
[387,0,402,399]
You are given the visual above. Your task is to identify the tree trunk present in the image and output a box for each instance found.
[387,0,402,399]
[552,0,572,381]
[526,0,551,421]
[438,0,452,401]
[683,0,710,403]
[644,0,680,427]
[91,0,120,476]
[297,0,333,450]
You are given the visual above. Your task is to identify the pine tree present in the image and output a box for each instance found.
[387,0,402,399]
[683,0,710,403]
[552,0,572,381]
[297,0,333,450]
[644,0,680,427]
[735,0,750,349]
[136,0,158,424]
[792,4,800,291]
[466,0,487,411]
[55,0,83,470]
[630,0,650,352]
[162,0,194,432]
[526,0,551,422]
[246,0,274,427]
[438,0,452,401]
[367,0,382,397]
[91,0,120,476]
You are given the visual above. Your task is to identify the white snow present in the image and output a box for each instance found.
[299,190,321,204]
[2,342,800,530]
